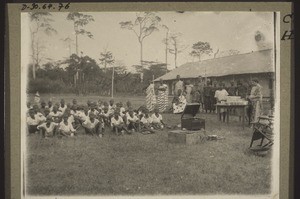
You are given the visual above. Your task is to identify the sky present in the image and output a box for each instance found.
[21,12,274,72]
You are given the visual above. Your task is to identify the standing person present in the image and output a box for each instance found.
[248,78,263,123]
[145,81,157,112]
[174,75,184,96]
[203,79,212,113]
[211,81,219,113]
[196,76,205,111]
[157,79,169,113]
[236,80,248,99]
[228,80,237,96]
[185,80,193,103]
[214,83,229,122]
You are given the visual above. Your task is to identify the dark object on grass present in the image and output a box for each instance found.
[181,103,205,131]
[249,116,274,153]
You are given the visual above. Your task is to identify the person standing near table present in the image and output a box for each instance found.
[236,80,248,99]
[174,75,184,96]
[227,80,237,96]
[157,79,169,113]
[235,80,249,121]
[248,78,263,123]
[215,83,229,122]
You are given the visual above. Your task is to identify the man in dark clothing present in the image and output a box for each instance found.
[236,80,248,99]
[211,81,219,113]
[227,80,237,96]
[203,79,212,113]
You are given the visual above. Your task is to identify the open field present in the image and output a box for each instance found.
[26,94,272,195]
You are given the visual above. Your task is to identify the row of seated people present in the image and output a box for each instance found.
[26,99,165,138]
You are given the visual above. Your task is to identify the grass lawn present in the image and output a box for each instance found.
[26,94,272,196]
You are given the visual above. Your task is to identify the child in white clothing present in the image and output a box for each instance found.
[37,116,59,138]
[58,114,76,137]
[151,108,165,129]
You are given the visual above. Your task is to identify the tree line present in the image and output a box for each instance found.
[28,11,239,95]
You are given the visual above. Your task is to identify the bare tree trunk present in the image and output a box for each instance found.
[31,33,36,80]
[75,33,78,55]
[165,31,168,67]
[175,51,177,68]
[140,41,143,66]
[112,65,114,98]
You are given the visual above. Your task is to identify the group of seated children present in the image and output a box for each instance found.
[26,98,165,138]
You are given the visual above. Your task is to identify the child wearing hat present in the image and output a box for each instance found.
[37,116,59,138]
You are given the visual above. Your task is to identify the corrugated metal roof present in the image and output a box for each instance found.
[154,49,274,81]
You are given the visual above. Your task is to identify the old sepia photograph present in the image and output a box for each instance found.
[21,10,279,198]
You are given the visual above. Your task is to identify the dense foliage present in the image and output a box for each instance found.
[27,54,169,96]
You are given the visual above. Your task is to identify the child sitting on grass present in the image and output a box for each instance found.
[37,116,59,138]
[101,106,112,127]
[77,106,90,124]
[111,112,129,136]
[88,102,100,116]
[109,99,117,112]
[47,100,53,112]
[126,110,140,133]
[26,109,45,134]
[58,114,76,137]
[49,105,63,124]
[140,109,155,134]
[151,108,165,130]
[59,99,67,115]
[82,112,104,137]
